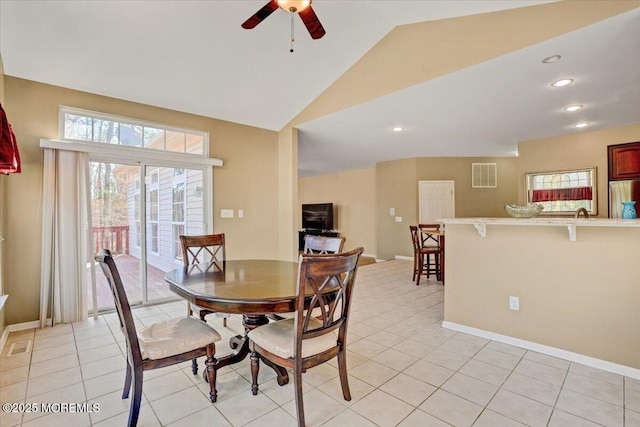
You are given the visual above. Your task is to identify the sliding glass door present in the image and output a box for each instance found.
[89,160,139,312]
[89,160,209,312]
[142,166,205,304]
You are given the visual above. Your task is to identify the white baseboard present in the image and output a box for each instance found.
[442,321,640,380]
[7,319,50,332]
[394,255,413,261]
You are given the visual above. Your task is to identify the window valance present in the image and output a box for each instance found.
[531,186,593,202]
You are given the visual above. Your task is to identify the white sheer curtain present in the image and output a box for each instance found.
[40,148,91,327]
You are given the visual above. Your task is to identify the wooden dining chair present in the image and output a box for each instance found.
[180,234,228,326]
[95,249,221,427]
[303,234,345,254]
[272,235,346,322]
[248,247,364,427]
[180,234,229,375]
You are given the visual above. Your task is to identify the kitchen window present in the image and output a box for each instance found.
[525,167,597,215]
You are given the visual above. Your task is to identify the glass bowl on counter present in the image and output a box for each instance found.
[504,203,544,218]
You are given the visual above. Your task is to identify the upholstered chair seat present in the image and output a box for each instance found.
[248,317,337,359]
[138,317,222,360]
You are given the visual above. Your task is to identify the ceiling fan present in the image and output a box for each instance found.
[241,0,326,40]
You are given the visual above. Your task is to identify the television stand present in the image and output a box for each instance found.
[298,229,339,251]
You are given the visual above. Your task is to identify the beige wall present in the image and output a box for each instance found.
[372,156,519,260]
[0,173,5,337]
[416,157,519,218]
[376,158,418,260]
[517,123,640,216]
[300,123,640,262]
[444,223,640,369]
[278,127,299,261]
[0,54,5,336]
[299,168,376,256]
[2,76,280,325]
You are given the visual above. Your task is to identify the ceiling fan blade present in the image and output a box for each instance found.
[298,5,326,39]
[241,0,279,29]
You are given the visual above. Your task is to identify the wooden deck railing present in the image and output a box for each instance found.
[93,226,130,255]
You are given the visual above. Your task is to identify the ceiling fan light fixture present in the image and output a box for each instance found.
[277,0,311,13]
[242,0,325,41]
[392,126,405,132]
[574,122,590,128]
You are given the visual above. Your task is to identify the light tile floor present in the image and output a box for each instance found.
[1,260,639,426]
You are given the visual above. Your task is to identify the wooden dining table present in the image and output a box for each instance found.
[164,259,339,385]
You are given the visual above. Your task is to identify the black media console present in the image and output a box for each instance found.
[298,230,339,251]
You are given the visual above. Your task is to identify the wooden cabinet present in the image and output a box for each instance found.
[608,141,640,180]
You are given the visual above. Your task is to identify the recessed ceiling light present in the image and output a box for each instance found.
[392,126,404,132]
[574,122,590,128]
[542,55,561,64]
[565,104,583,112]
[551,78,573,87]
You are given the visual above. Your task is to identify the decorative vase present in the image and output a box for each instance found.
[621,201,637,219]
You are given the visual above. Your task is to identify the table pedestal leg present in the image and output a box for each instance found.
[203,314,289,385]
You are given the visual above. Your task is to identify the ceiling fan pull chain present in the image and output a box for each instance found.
[290,13,295,53]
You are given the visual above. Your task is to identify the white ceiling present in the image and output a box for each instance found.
[1,1,639,176]
[298,7,640,175]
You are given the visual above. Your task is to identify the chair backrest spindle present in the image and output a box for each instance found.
[418,224,441,248]
[180,234,226,266]
[303,235,345,255]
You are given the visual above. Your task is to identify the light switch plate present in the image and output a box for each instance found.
[221,209,234,218]
[395,216,402,222]
[238,209,244,218]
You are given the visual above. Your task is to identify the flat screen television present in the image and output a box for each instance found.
[302,203,334,230]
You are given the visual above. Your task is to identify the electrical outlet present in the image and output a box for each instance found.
[220,209,234,218]
[238,209,244,218]
[509,296,520,311]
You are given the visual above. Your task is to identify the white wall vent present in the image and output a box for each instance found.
[472,163,497,188]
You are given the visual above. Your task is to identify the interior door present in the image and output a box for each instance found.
[419,180,455,223]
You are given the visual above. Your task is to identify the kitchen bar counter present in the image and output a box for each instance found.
[442,217,640,241]
[438,217,640,376]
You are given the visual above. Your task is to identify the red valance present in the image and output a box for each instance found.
[0,103,21,175]
[532,186,592,202]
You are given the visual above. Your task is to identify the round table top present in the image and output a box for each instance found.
[164,259,305,314]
